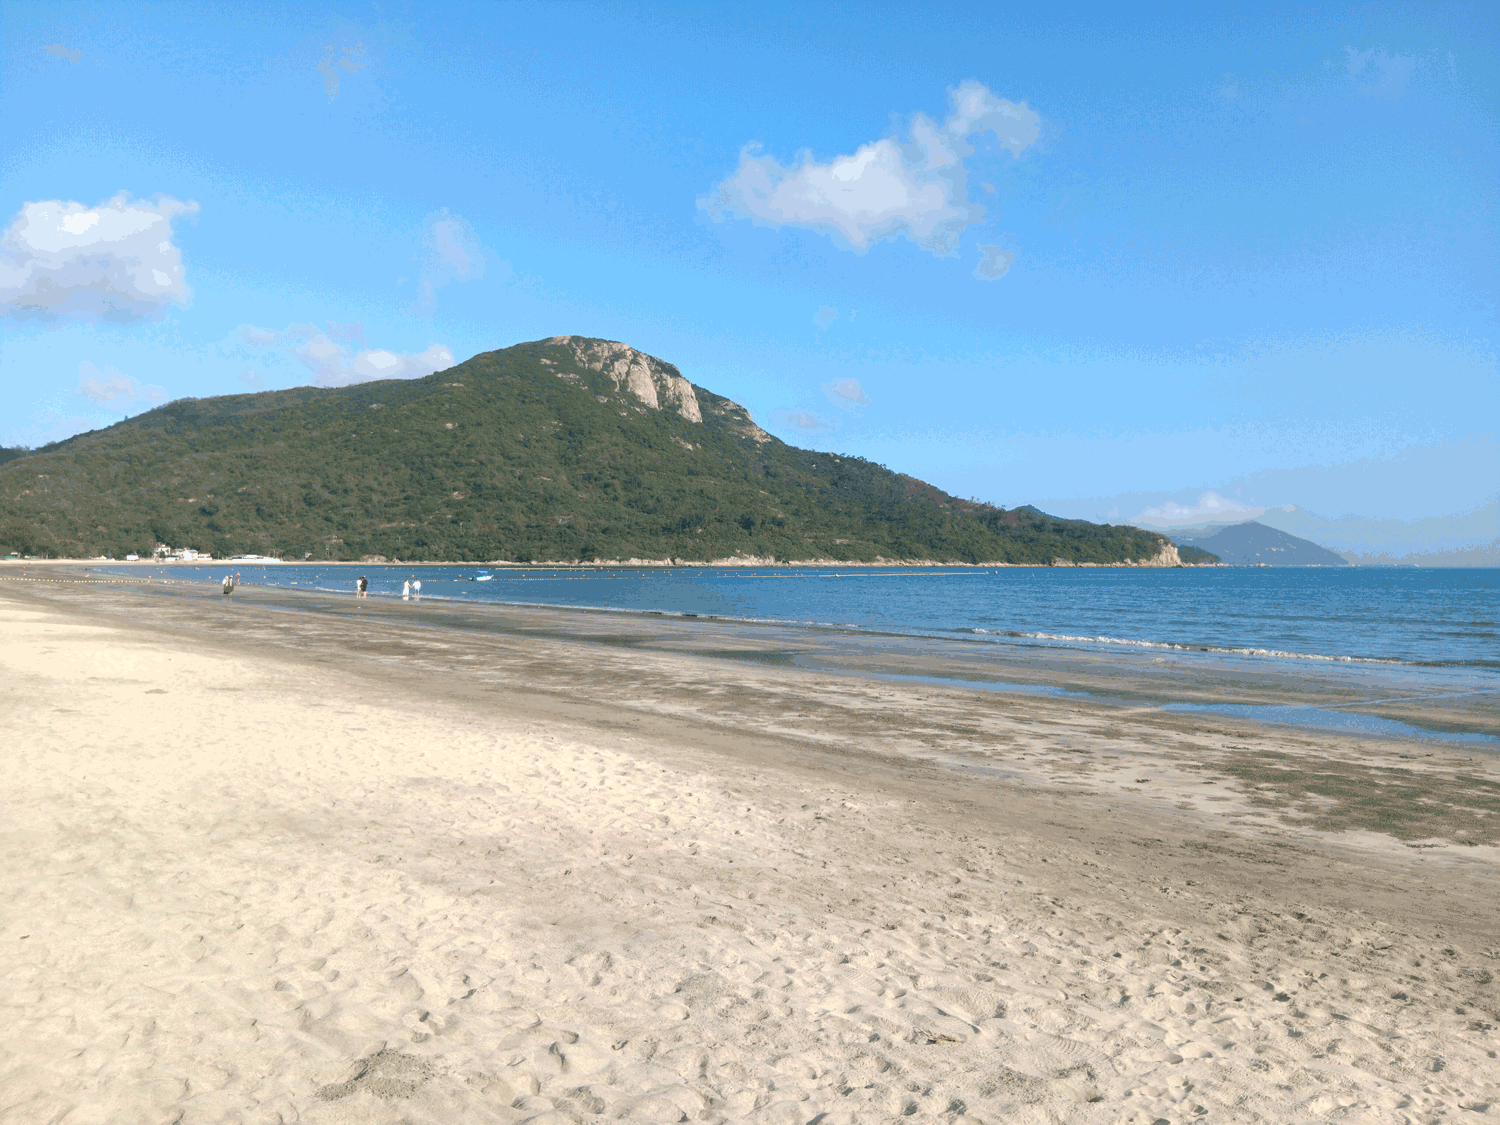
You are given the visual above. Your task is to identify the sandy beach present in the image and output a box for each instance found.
[2,572,1497,1124]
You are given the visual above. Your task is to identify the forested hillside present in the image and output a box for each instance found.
[0,337,1213,566]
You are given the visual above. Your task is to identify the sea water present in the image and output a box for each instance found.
[137,563,1498,669]
[100,562,1499,743]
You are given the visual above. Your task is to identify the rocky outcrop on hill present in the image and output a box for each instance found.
[698,389,773,445]
[1056,543,1182,567]
[545,337,703,422]
[1143,541,1183,567]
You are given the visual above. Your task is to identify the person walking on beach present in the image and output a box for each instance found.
[412,576,422,599]
[356,575,368,598]
[221,574,234,596]
[402,578,411,600]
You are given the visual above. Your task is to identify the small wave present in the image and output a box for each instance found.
[1409,658,1500,670]
[980,630,1409,665]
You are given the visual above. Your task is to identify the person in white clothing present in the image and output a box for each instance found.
[402,579,411,599]
[412,577,422,599]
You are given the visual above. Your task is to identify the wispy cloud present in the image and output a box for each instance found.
[3,409,117,449]
[237,321,453,388]
[700,80,1040,261]
[769,408,835,434]
[972,244,1014,281]
[0,193,199,323]
[43,44,82,63]
[76,362,165,405]
[1128,490,1272,528]
[236,368,265,389]
[319,42,365,97]
[813,305,838,329]
[822,378,871,412]
[411,209,488,313]
[1345,47,1415,101]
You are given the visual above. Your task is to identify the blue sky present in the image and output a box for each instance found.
[2,1,1495,549]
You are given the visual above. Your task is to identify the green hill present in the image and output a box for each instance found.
[0,336,1212,566]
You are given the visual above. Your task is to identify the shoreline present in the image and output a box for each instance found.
[12,555,1495,571]
[16,563,1499,742]
[5,555,1223,568]
[4,576,1498,1122]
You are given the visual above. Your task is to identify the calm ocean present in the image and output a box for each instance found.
[112,562,1498,671]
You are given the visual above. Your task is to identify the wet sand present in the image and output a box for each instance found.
[2,572,1498,1123]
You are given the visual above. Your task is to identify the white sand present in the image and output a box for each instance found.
[2,590,1498,1124]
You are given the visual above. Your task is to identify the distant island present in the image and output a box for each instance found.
[1168,521,1347,566]
[0,337,1219,567]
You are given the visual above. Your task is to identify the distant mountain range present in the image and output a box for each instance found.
[1168,521,1348,566]
[1140,500,1499,567]
[0,337,1209,567]
[1255,504,1500,567]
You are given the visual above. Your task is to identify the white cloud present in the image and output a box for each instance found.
[76,362,165,405]
[236,367,265,389]
[237,321,454,388]
[1129,490,1269,528]
[700,81,1040,259]
[44,44,83,63]
[0,193,199,323]
[813,305,838,329]
[820,379,872,415]
[973,244,1014,281]
[412,209,487,312]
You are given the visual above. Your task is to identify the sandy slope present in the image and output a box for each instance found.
[1,584,1497,1124]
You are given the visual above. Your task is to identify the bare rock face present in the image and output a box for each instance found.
[1117,541,1183,567]
[1145,541,1183,567]
[699,393,773,445]
[545,337,703,423]
[1052,540,1184,567]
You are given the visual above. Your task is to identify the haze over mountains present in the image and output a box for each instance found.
[1153,509,1500,567]
[1132,491,1499,567]
[0,338,1208,567]
[1168,522,1348,567]
[1253,504,1500,567]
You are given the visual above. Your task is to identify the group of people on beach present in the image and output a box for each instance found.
[353,574,421,600]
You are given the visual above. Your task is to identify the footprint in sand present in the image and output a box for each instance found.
[315,1050,437,1101]
[1000,1032,1114,1080]
[930,984,1008,1023]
